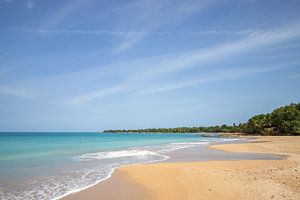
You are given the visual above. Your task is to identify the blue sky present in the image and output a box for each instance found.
[0,0,300,131]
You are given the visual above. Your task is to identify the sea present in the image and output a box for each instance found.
[0,132,234,200]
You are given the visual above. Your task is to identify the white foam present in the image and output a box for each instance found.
[171,141,210,145]
[55,152,170,200]
[58,140,217,199]
[76,149,161,161]
[53,168,115,200]
[157,141,211,153]
[75,141,212,162]
[221,138,240,142]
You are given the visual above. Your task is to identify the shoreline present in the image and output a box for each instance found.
[59,137,241,200]
[56,150,171,200]
[62,136,300,200]
[55,168,115,200]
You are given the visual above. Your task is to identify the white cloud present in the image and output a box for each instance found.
[64,85,129,106]
[1,0,34,10]
[289,73,300,79]
[52,21,300,105]
[134,21,300,78]
[0,85,35,98]
[115,32,147,52]
[40,0,90,30]
[26,28,147,36]
[114,0,216,51]
[24,28,255,37]
[34,0,216,51]
[136,64,291,95]
[6,21,299,104]
[26,0,34,11]
[136,79,199,95]
[32,0,248,51]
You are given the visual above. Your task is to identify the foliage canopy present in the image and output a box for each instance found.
[104,103,300,136]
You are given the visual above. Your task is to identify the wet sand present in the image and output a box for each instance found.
[62,136,300,200]
[61,169,149,200]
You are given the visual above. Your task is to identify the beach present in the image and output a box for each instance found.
[63,136,300,200]
[0,132,228,199]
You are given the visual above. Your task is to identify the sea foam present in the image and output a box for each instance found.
[76,149,162,161]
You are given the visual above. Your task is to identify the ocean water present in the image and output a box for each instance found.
[0,132,229,200]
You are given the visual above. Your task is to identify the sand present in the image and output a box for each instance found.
[61,169,150,200]
[62,136,300,200]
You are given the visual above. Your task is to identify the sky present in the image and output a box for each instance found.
[0,0,300,132]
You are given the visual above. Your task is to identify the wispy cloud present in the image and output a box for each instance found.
[113,0,217,51]
[64,85,129,106]
[136,79,199,95]
[4,21,299,105]
[14,0,249,51]
[136,64,290,95]
[0,85,35,98]
[40,0,91,30]
[21,28,255,36]
[26,0,34,11]
[289,73,300,79]
[116,32,149,52]
[133,21,300,78]
[1,0,34,10]
[23,28,148,36]
[53,21,300,105]
[2,0,13,3]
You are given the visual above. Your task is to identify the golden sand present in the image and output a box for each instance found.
[63,136,300,200]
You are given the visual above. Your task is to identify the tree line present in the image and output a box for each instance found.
[103,103,300,135]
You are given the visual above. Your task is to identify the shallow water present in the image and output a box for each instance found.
[164,140,284,162]
[0,132,228,200]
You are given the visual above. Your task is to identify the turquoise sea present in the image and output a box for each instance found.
[0,132,230,200]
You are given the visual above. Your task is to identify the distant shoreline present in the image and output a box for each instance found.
[100,131,246,138]
[103,103,300,136]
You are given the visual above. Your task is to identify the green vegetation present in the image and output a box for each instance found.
[103,103,300,136]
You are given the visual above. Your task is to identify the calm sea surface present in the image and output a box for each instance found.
[0,132,227,200]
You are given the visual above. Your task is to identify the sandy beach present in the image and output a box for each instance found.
[62,136,300,200]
